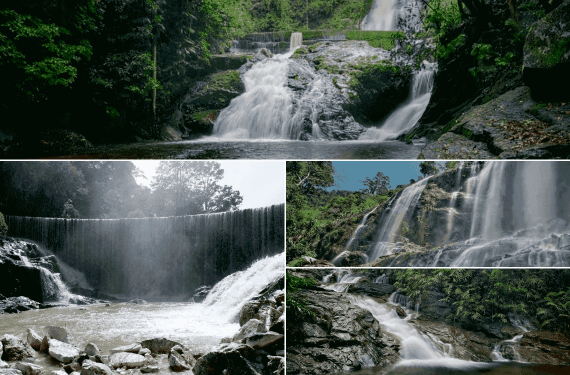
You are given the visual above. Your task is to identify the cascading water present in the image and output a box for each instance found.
[345,207,378,251]
[368,178,430,260]
[202,252,284,321]
[374,274,390,283]
[322,270,364,292]
[7,204,284,297]
[289,32,303,51]
[362,0,422,31]
[359,0,435,141]
[213,55,297,139]
[360,63,436,141]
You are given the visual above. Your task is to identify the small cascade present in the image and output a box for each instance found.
[289,32,303,51]
[374,274,390,283]
[39,268,73,303]
[455,161,465,188]
[360,62,436,141]
[389,291,419,312]
[492,318,529,362]
[344,207,378,251]
[322,270,364,292]
[368,178,430,260]
[202,252,284,322]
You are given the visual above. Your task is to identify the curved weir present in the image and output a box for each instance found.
[6,204,284,298]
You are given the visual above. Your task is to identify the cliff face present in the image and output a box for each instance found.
[315,161,570,268]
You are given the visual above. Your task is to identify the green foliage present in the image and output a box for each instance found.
[422,0,462,60]
[0,8,93,100]
[419,161,438,177]
[394,269,570,332]
[0,212,8,236]
[345,31,404,50]
[471,43,493,61]
[445,161,458,170]
[286,273,317,318]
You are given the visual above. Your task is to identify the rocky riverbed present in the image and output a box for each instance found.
[0,277,285,375]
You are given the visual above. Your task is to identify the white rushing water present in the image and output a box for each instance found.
[368,178,430,260]
[362,0,422,31]
[361,63,436,141]
[344,207,378,251]
[203,252,284,321]
[213,53,297,139]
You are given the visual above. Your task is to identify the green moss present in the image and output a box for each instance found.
[288,258,305,267]
[0,212,7,236]
[543,39,570,66]
[207,70,241,91]
[462,128,473,139]
[345,30,404,50]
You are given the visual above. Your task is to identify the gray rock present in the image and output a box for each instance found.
[139,367,159,373]
[80,360,113,375]
[137,348,150,356]
[0,370,22,375]
[286,290,400,374]
[109,344,141,355]
[140,338,183,354]
[270,314,285,334]
[1,335,36,361]
[168,345,195,372]
[108,352,145,369]
[232,319,265,342]
[49,371,67,375]
[192,343,268,375]
[26,330,42,351]
[83,344,100,357]
[238,301,262,326]
[47,340,79,364]
[63,363,81,373]
[243,332,283,349]
[267,356,284,375]
[14,363,42,375]
[38,336,50,354]
[44,328,70,344]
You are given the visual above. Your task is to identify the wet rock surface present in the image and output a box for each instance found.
[286,290,401,374]
[420,87,570,159]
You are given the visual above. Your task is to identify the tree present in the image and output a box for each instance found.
[286,161,335,198]
[419,161,438,177]
[151,161,243,216]
[360,171,391,195]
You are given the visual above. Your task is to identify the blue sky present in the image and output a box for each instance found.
[329,161,428,191]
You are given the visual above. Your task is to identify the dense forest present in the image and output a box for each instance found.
[286,160,452,263]
[0,161,243,220]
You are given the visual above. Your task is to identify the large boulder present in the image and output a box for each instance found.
[190,286,212,303]
[179,70,246,137]
[192,343,269,375]
[523,0,570,100]
[80,360,113,375]
[26,330,42,351]
[286,290,400,374]
[108,352,145,369]
[109,344,141,355]
[140,338,183,355]
[1,335,36,362]
[167,345,195,372]
[83,344,100,357]
[232,319,265,342]
[44,327,70,344]
[14,363,42,375]
[47,340,79,364]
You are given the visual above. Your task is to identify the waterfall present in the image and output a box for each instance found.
[360,62,436,141]
[344,207,377,251]
[290,32,303,51]
[202,252,283,322]
[362,0,422,31]
[359,0,435,141]
[368,178,430,260]
[213,57,297,139]
[7,204,284,297]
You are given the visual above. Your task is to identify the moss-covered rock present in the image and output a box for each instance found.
[180,70,245,137]
[523,0,570,100]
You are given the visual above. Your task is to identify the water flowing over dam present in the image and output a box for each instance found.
[360,161,570,267]
[6,204,284,298]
